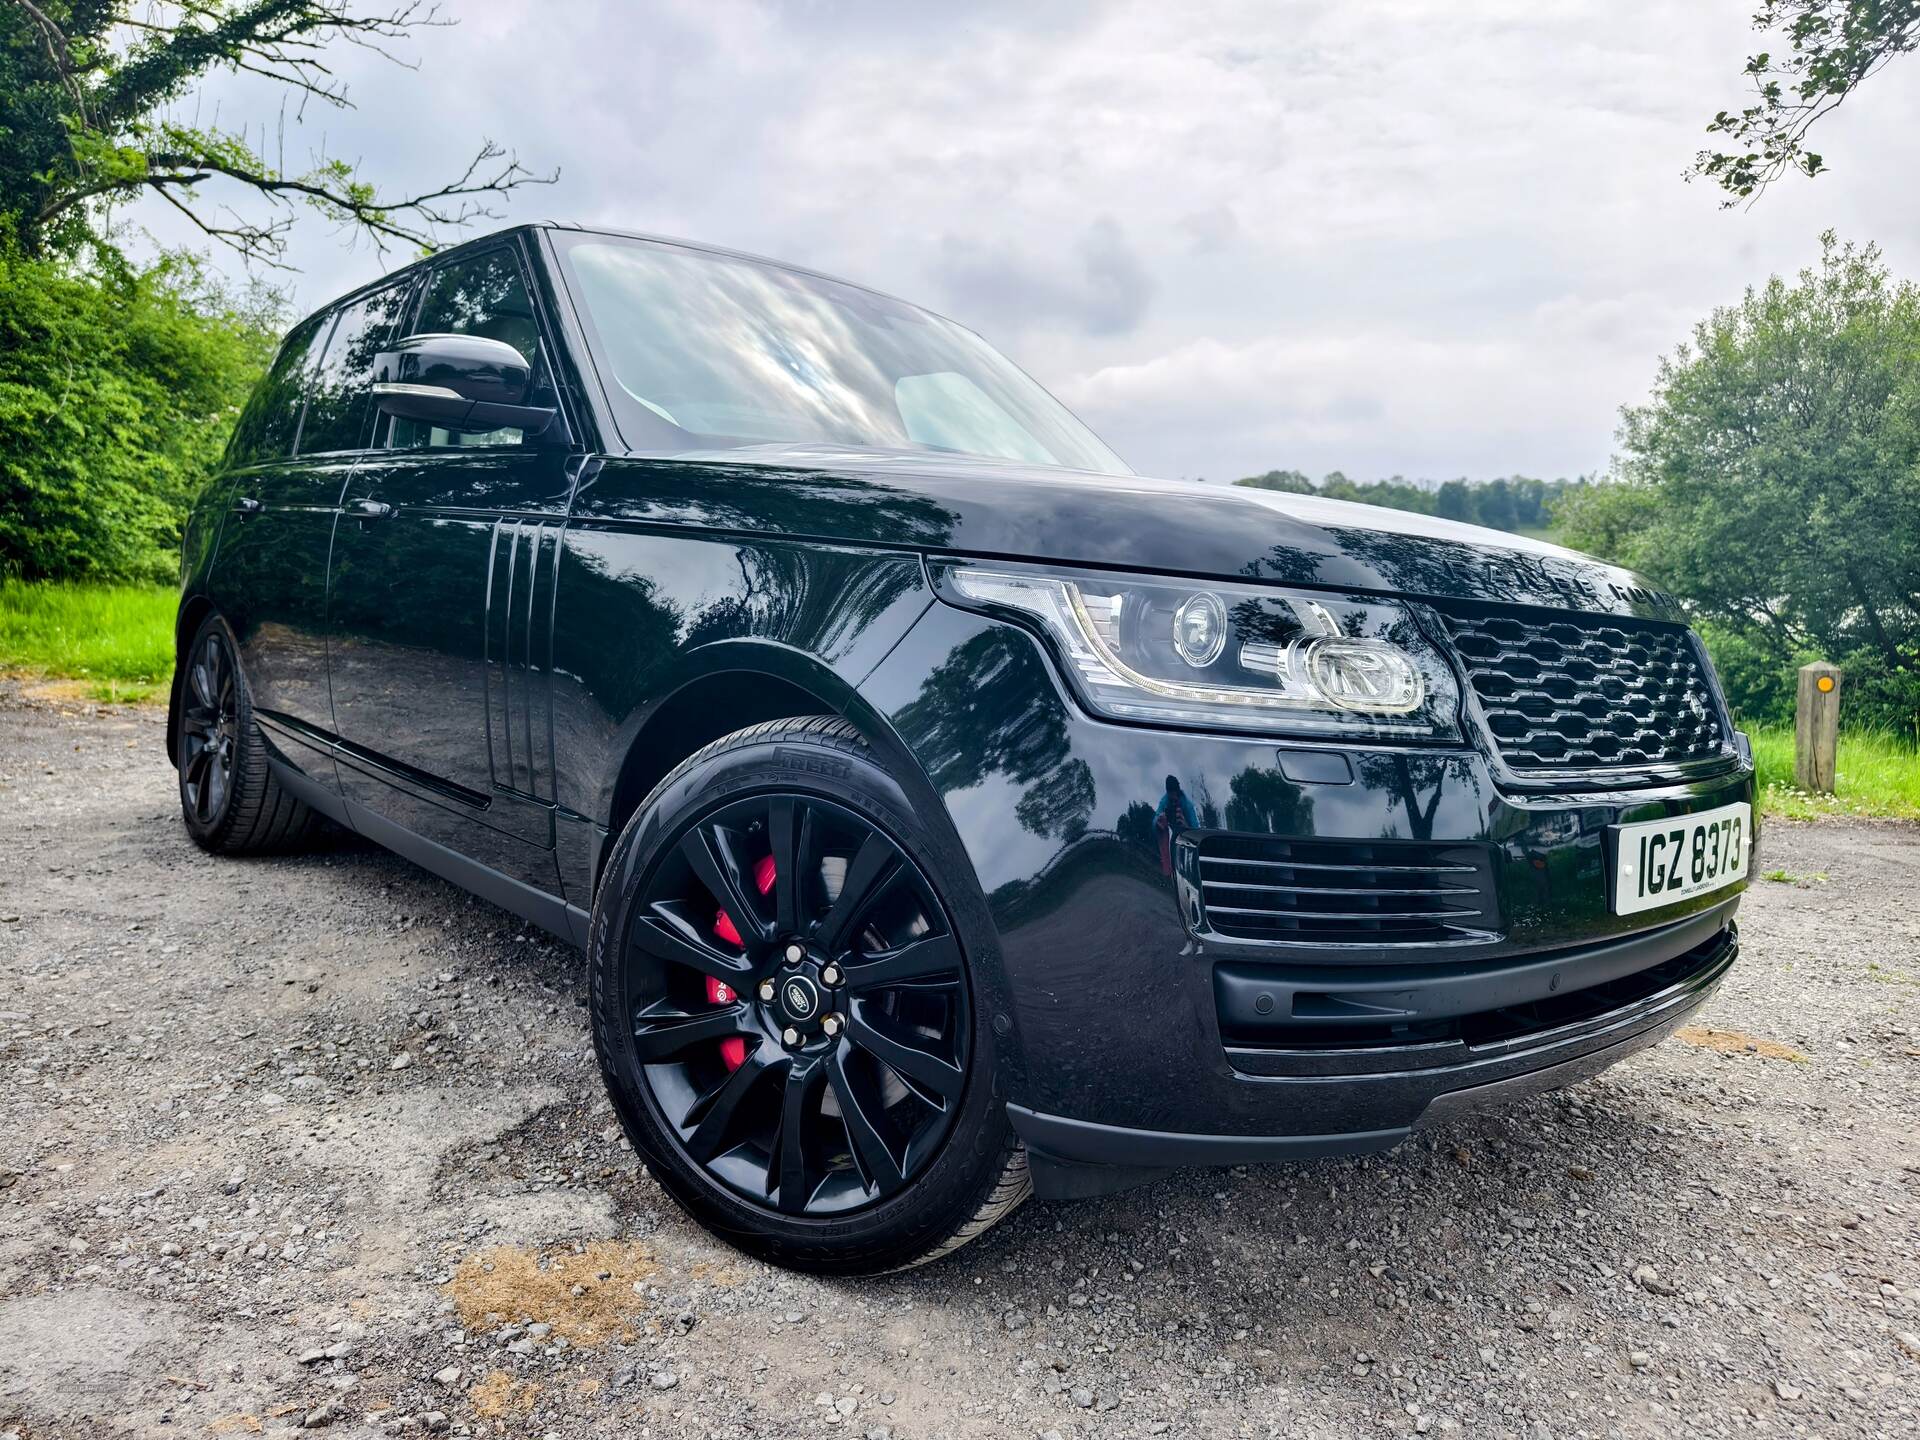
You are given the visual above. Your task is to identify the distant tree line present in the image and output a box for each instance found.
[1233,470,1588,537]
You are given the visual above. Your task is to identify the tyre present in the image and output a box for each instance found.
[175,613,320,854]
[589,717,1028,1274]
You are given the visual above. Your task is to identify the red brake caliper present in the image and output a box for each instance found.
[708,853,779,1071]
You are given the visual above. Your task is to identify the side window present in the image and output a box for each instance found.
[296,282,411,455]
[391,248,550,450]
[224,316,328,469]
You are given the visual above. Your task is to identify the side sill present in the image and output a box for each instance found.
[267,754,590,949]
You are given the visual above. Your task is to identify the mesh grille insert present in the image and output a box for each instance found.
[1438,607,1730,776]
[1196,835,1498,945]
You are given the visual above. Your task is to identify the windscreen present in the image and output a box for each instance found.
[560,236,1130,475]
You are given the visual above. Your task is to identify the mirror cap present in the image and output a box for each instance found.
[374,332,531,406]
[371,332,557,437]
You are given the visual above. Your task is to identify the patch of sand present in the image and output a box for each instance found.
[446,1240,659,1345]
[1676,1025,1807,1062]
[468,1369,539,1419]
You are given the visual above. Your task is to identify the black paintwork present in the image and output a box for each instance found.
[173,222,1756,1189]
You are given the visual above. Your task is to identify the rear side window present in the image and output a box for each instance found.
[390,247,551,449]
[297,282,411,455]
[224,316,327,469]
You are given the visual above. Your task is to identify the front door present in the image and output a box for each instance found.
[327,242,578,891]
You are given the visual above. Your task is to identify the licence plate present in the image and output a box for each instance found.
[1611,801,1751,916]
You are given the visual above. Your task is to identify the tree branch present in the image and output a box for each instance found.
[1692,1,1920,204]
[14,0,92,125]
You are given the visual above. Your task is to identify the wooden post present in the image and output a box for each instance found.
[1794,662,1842,794]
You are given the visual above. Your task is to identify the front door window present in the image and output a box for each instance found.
[392,249,549,449]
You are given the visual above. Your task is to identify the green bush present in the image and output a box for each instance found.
[1693,621,1816,729]
[0,248,278,585]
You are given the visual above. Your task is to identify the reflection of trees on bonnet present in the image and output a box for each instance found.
[894,629,1095,841]
[1239,527,1619,614]
[1320,528,1609,609]
[1237,542,1329,586]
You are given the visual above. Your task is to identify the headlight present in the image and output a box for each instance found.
[935,561,1460,738]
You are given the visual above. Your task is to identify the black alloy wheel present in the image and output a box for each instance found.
[178,628,238,828]
[627,791,971,1216]
[589,717,1028,1273]
[174,612,320,854]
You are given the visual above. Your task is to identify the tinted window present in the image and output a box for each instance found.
[297,282,410,455]
[224,316,327,468]
[391,248,548,449]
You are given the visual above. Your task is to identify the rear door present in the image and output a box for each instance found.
[326,241,579,890]
[209,312,351,785]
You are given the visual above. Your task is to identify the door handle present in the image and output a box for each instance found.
[348,498,395,522]
[231,496,263,519]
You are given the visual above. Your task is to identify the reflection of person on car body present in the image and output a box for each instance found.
[1155,774,1201,954]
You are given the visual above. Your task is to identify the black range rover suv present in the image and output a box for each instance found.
[170,222,1754,1273]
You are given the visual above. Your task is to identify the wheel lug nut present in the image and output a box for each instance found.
[784,942,805,965]
[820,964,842,987]
[821,1013,843,1037]
[757,980,776,1002]
[782,1026,800,1046]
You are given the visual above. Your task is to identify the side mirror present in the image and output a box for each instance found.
[371,333,558,436]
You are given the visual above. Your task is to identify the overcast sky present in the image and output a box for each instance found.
[140,0,1920,484]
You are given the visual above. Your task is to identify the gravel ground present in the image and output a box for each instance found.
[0,678,1915,1440]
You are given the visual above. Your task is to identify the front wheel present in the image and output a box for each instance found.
[588,717,1027,1274]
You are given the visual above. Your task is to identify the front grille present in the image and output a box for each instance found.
[1438,606,1730,776]
[1194,835,1497,945]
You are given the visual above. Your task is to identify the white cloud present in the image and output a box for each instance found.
[134,0,1920,484]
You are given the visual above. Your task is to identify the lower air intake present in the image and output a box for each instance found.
[1195,834,1498,946]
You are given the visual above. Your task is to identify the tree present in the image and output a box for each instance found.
[1558,234,1920,732]
[1,1,554,264]
[0,246,281,581]
[1693,1,1920,205]
[1433,479,1475,523]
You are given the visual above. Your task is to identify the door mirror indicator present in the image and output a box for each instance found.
[371,333,558,436]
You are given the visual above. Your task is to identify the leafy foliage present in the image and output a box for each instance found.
[0,244,279,582]
[1,1,553,265]
[1559,235,1920,736]
[1693,1,1920,204]
[1234,469,1586,538]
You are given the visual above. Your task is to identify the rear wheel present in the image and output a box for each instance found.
[176,614,320,854]
[589,717,1027,1273]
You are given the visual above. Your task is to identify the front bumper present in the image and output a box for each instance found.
[1009,912,1735,1196]
[861,605,1757,1197]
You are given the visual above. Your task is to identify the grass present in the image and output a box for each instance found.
[1747,722,1920,821]
[0,579,175,704]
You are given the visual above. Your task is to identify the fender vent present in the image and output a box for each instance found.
[484,518,558,802]
[1193,835,1498,946]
